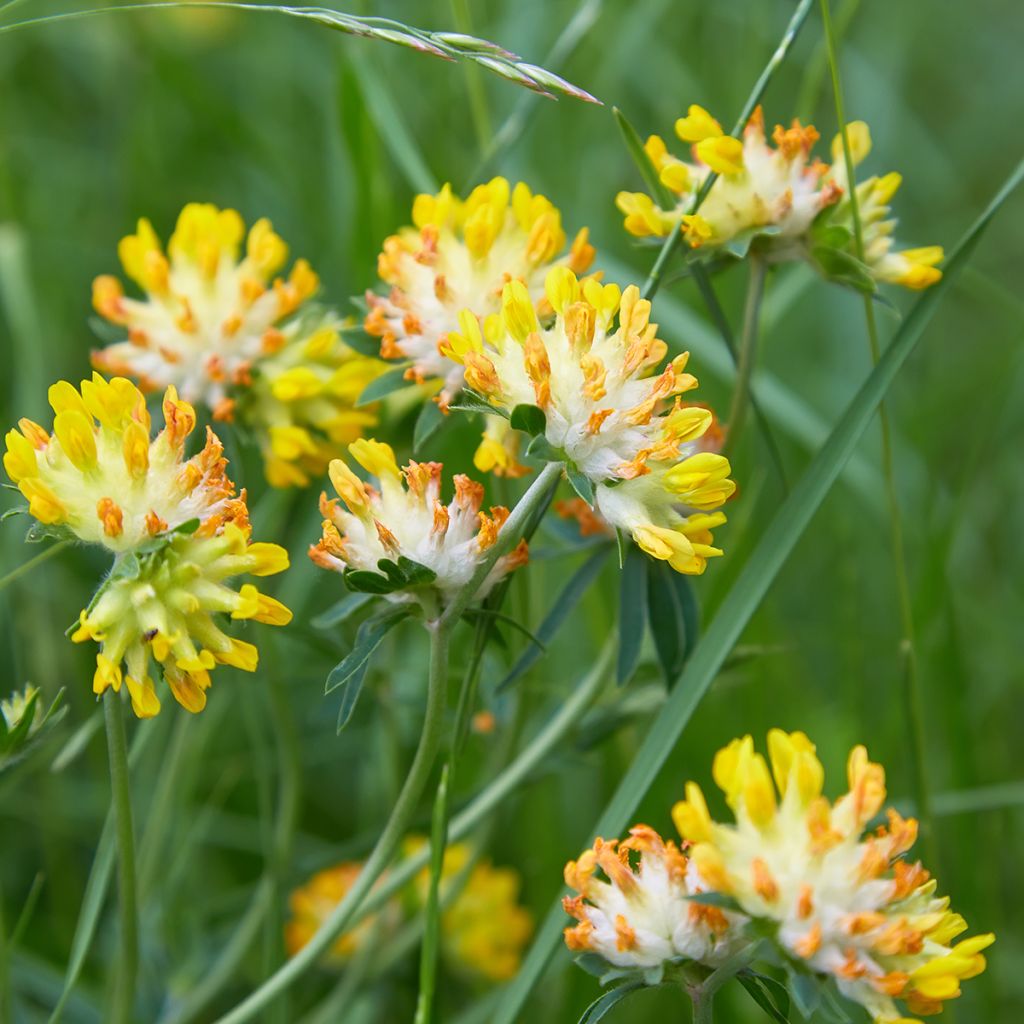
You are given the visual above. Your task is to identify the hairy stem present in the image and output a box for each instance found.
[103,692,138,1024]
[819,0,936,865]
[724,257,767,456]
[212,620,450,1024]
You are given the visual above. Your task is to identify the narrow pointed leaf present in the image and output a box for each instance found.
[356,364,414,406]
[311,592,375,630]
[616,547,648,685]
[325,606,410,695]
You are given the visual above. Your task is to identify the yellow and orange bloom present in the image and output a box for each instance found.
[673,730,993,1023]
[4,373,240,551]
[286,840,532,983]
[441,267,735,575]
[309,439,528,604]
[4,374,291,718]
[239,313,383,488]
[616,105,942,290]
[92,203,320,413]
[563,824,742,972]
[364,177,595,410]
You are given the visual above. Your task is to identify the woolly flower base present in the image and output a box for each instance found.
[309,438,527,606]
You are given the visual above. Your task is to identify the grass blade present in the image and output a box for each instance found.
[491,153,1024,1024]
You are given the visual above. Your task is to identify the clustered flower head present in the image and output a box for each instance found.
[309,438,528,605]
[90,203,383,487]
[616,105,942,290]
[364,176,596,410]
[286,839,532,983]
[3,374,291,718]
[237,312,382,487]
[672,730,993,1023]
[562,824,741,972]
[442,267,735,574]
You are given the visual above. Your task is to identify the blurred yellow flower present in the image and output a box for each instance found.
[673,730,993,1023]
[286,840,532,983]
[365,176,595,409]
[562,824,741,971]
[442,268,734,574]
[309,439,528,604]
[617,105,942,290]
[92,203,319,415]
[239,313,383,487]
[4,374,290,718]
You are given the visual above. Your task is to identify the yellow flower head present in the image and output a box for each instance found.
[618,106,837,252]
[405,838,534,982]
[5,373,240,552]
[285,862,389,964]
[238,312,384,488]
[672,730,993,1023]
[617,107,942,290]
[73,522,291,717]
[286,841,532,983]
[91,203,319,415]
[365,177,595,408]
[442,268,734,575]
[562,824,742,971]
[827,122,944,289]
[309,439,528,604]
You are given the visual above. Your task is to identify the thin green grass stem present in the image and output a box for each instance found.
[724,257,767,457]
[819,0,937,866]
[0,540,70,595]
[103,692,138,1024]
[450,0,493,154]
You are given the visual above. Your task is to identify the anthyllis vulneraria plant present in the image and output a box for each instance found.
[286,839,532,984]
[668,730,994,1022]
[617,105,943,291]
[3,374,291,716]
[442,267,735,574]
[91,202,382,486]
[309,438,528,609]
[0,684,67,772]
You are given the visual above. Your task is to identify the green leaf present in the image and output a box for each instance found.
[810,245,876,294]
[685,891,743,913]
[356,364,414,406]
[325,606,410,697]
[646,561,700,686]
[616,547,648,685]
[566,466,595,505]
[311,592,375,630]
[413,399,448,454]
[509,403,547,436]
[497,547,611,692]
[342,568,400,595]
[463,608,546,651]
[738,972,791,1024]
[448,388,506,418]
[336,325,382,358]
[615,528,629,569]
[491,147,1024,1024]
[613,107,674,209]
[525,433,560,462]
[787,971,822,1019]
[576,980,647,1024]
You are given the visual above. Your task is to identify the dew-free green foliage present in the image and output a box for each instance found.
[0,2,1022,1023]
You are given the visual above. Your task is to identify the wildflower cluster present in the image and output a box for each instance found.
[617,105,942,290]
[286,839,532,983]
[442,267,735,574]
[309,438,528,606]
[564,730,993,1023]
[365,177,595,409]
[3,374,290,717]
[92,203,381,485]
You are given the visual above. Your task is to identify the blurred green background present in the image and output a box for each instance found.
[1,0,1022,1021]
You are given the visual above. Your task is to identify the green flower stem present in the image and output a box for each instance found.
[440,459,564,629]
[137,713,190,895]
[724,256,767,456]
[103,691,138,1024]
[0,539,70,595]
[212,617,451,1024]
[641,0,816,302]
[413,763,449,1024]
[819,0,937,866]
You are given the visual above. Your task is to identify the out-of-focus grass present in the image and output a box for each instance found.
[0,1,1022,1021]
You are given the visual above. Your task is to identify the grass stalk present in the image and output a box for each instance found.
[212,617,450,1024]
[724,257,767,456]
[0,540,70,595]
[413,763,449,1024]
[450,0,493,154]
[103,692,138,1024]
[819,0,937,865]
